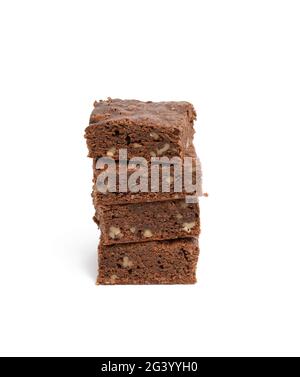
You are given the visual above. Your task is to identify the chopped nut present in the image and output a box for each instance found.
[105,274,118,284]
[150,132,159,140]
[182,222,196,233]
[109,226,123,239]
[180,202,189,209]
[106,147,116,157]
[130,227,136,233]
[176,213,183,220]
[157,143,170,156]
[122,256,133,268]
[150,151,156,157]
[132,143,143,148]
[143,229,153,238]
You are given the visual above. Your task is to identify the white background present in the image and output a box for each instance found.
[0,0,299,357]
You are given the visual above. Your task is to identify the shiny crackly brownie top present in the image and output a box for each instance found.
[90,98,196,128]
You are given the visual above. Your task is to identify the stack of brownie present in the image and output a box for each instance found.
[85,98,202,284]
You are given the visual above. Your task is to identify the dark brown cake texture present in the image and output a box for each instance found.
[85,98,196,161]
[97,238,200,285]
[94,200,200,245]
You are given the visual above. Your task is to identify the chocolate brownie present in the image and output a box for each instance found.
[92,146,202,206]
[97,238,199,285]
[94,200,200,245]
[85,98,196,160]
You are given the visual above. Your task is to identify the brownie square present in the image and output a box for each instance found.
[85,98,196,160]
[94,199,200,245]
[97,238,200,285]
